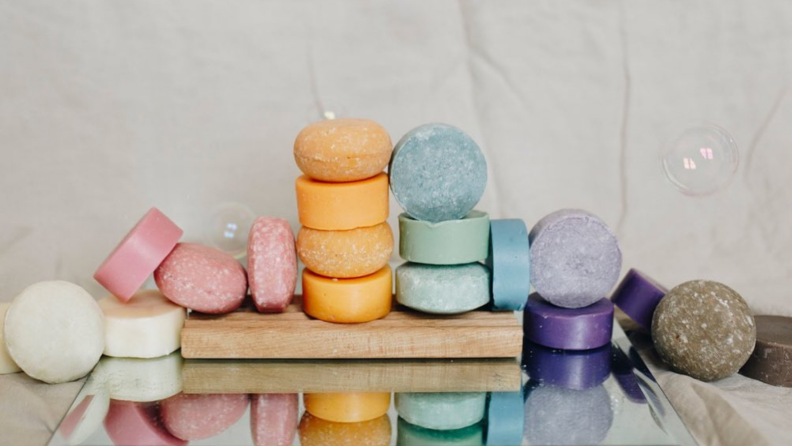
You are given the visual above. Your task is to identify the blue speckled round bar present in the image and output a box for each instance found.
[485,219,530,311]
[523,293,614,350]
[389,123,487,223]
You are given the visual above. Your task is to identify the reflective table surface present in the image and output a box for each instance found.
[47,323,697,446]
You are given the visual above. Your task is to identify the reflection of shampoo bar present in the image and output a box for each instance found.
[104,400,186,446]
[251,394,299,446]
[484,392,523,446]
[523,382,613,445]
[99,290,186,359]
[522,341,611,390]
[303,392,390,423]
[396,392,486,431]
[93,353,183,402]
[397,417,483,446]
[299,412,391,446]
[161,393,249,441]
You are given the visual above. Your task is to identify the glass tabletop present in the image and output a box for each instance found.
[47,323,696,446]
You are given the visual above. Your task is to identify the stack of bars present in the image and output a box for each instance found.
[522,209,624,356]
[389,124,531,314]
[294,119,395,323]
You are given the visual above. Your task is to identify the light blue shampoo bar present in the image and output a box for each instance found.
[396,263,490,314]
[396,392,486,431]
[389,123,487,223]
[485,219,530,311]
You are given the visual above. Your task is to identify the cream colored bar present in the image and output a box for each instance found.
[99,290,186,358]
[0,303,21,374]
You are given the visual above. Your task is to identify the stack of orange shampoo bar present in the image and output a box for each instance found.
[294,119,395,323]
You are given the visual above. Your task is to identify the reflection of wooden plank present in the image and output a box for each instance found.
[181,299,523,359]
[182,358,522,394]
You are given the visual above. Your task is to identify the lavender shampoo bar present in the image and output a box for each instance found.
[523,293,614,350]
[611,268,667,330]
[529,209,622,308]
[389,124,487,223]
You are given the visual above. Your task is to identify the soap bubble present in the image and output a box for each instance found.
[305,101,348,123]
[661,122,739,196]
[204,202,256,259]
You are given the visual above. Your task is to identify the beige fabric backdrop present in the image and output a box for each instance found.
[1,1,791,445]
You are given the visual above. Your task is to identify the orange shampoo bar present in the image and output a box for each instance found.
[302,266,392,323]
[297,222,393,279]
[296,174,389,231]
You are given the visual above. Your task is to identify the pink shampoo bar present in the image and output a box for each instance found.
[94,208,183,302]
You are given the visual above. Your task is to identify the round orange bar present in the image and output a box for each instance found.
[297,222,393,279]
[303,393,391,424]
[296,174,389,231]
[302,266,392,323]
[299,412,391,446]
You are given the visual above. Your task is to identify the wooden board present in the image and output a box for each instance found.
[182,358,522,394]
[181,298,523,359]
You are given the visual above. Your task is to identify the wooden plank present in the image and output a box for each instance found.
[182,358,522,394]
[181,299,523,359]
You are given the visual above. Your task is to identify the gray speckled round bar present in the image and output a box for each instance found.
[389,123,487,223]
[652,280,756,382]
[529,209,622,309]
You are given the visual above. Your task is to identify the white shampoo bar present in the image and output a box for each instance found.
[4,281,104,383]
[0,303,22,374]
[99,290,186,359]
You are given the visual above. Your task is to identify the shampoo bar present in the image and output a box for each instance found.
[154,243,247,314]
[389,123,487,223]
[251,394,299,446]
[302,266,392,323]
[104,400,186,446]
[299,413,391,446]
[5,281,104,383]
[486,219,530,311]
[94,207,183,302]
[304,392,390,423]
[396,263,489,314]
[294,118,392,182]
[161,394,249,441]
[652,280,756,382]
[523,293,614,350]
[247,217,297,313]
[298,222,393,279]
[740,315,792,387]
[99,290,186,359]
[398,211,489,265]
[529,209,621,308]
[395,392,485,431]
[610,269,666,330]
[296,173,389,231]
[0,303,21,374]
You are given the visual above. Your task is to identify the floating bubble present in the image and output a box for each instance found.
[661,122,739,196]
[204,202,255,259]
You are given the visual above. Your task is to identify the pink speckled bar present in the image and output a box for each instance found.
[94,208,183,302]
[247,217,297,313]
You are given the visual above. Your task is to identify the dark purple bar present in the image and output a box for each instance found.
[523,293,614,350]
[522,341,611,390]
[610,268,667,330]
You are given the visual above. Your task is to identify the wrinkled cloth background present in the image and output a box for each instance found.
[1,1,791,445]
